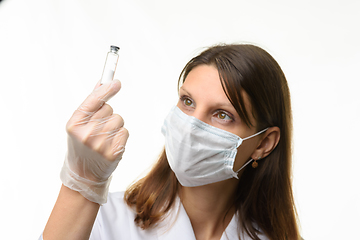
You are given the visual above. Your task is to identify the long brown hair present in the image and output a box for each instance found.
[125,44,300,239]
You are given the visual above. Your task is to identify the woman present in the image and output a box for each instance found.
[42,44,300,240]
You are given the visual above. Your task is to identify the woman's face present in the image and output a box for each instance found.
[177,64,262,173]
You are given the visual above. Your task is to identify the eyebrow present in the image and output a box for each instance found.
[179,86,234,109]
[179,87,192,97]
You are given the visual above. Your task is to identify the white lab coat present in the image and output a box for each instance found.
[40,192,269,240]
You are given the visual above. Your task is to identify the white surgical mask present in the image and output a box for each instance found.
[161,106,268,187]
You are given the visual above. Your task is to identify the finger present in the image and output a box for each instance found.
[102,114,125,132]
[89,114,125,155]
[66,103,114,136]
[76,80,121,120]
[90,113,124,141]
[93,80,102,90]
[90,103,114,122]
[108,127,129,161]
[86,105,116,137]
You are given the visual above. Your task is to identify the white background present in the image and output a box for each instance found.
[0,0,359,239]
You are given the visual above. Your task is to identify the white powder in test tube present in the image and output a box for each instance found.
[101,46,119,84]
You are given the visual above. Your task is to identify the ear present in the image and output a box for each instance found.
[251,127,280,160]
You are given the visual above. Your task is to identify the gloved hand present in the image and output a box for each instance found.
[60,80,129,205]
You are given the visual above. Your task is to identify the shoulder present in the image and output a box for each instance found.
[90,192,158,240]
[101,191,129,215]
[96,191,134,223]
[90,192,132,239]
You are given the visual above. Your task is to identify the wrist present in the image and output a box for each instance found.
[60,160,112,205]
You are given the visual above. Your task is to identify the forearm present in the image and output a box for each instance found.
[43,184,100,240]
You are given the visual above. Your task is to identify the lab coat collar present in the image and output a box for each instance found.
[156,196,239,240]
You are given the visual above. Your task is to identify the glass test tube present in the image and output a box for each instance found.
[100,45,120,84]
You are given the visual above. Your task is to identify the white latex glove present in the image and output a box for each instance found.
[60,80,129,205]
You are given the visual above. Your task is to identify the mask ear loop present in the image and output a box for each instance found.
[232,158,253,179]
[242,127,269,141]
[233,128,269,179]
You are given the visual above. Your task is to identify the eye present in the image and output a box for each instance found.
[215,111,233,122]
[184,99,193,106]
[181,96,195,107]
